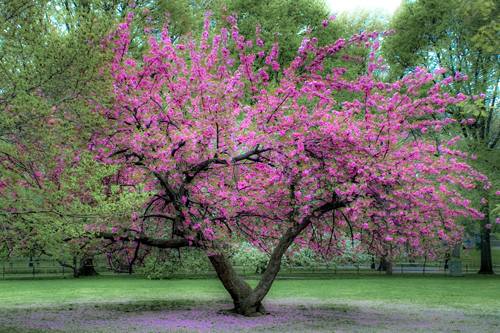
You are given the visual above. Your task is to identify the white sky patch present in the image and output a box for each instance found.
[326,0,402,14]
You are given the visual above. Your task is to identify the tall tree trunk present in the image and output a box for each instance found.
[478,226,494,274]
[478,199,494,274]
[72,256,80,278]
[386,259,393,276]
[378,257,388,271]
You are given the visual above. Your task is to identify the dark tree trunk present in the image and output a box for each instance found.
[378,257,388,271]
[58,257,99,278]
[78,258,100,276]
[73,256,79,278]
[478,199,494,274]
[478,224,494,274]
[386,260,393,276]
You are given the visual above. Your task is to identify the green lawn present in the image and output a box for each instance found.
[0,274,499,332]
[1,274,498,310]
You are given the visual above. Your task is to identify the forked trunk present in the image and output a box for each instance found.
[209,227,307,316]
[208,253,265,316]
[208,201,342,316]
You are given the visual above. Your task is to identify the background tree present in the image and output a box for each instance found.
[383,0,500,274]
[225,0,332,72]
[460,0,500,51]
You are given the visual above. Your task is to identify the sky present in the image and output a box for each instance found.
[326,0,403,14]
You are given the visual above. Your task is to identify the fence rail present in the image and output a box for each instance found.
[1,261,499,278]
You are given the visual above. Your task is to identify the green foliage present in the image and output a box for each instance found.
[460,0,500,51]
[225,0,331,68]
[325,239,373,268]
[0,0,168,260]
[232,239,372,273]
[136,248,209,279]
[232,242,270,273]
[383,0,460,78]
[289,247,321,270]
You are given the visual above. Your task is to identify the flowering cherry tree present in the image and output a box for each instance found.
[90,11,486,316]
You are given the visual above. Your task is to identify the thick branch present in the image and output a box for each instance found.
[96,232,193,249]
[183,147,271,183]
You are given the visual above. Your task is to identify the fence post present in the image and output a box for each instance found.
[2,265,4,278]
[466,265,468,273]
[32,265,35,278]
[401,263,403,274]
[63,266,64,276]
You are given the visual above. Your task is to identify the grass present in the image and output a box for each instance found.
[1,274,498,311]
[0,274,499,332]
